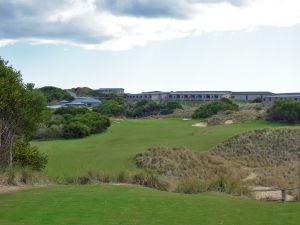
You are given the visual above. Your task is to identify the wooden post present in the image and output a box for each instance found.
[281,189,287,202]
[298,187,300,201]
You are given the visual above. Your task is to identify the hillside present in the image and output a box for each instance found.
[136,128,300,189]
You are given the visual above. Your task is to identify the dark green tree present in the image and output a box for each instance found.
[0,57,46,166]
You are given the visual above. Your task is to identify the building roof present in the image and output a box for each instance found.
[130,91,232,95]
[171,91,231,94]
[47,105,62,109]
[72,97,101,103]
[265,93,300,98]
[232,92,274,95]
[98,88,124,91]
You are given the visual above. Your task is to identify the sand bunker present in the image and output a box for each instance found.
[182,118,191,121]
[192,122,208,127]
[224,120,233,125]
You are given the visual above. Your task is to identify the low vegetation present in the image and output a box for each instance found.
[192,98,239,119]
[206,109,265,125]
[136,128,300,194]
[34,107,111,139]
[38,86,73,103]
[267,99,300,123]
[126,100,183,118]
[95,99,125,117]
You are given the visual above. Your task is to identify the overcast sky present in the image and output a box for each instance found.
[0,0,299,93]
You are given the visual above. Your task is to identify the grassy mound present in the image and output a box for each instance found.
[136,128,300,189]
[206,109,265,126]
[136,147,247,180]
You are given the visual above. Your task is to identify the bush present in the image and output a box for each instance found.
[54,106,89,115]
[192,98,239,119]
[34,107,111,140]
[251,97,263,103]
[132,172,169,191]
[13,139,48,171]
[63,122,91,138]
[126,100,183,118]
[176,177,207,194]
[208,176,251,196]
[96,100,125,117]
[267,99,300,123]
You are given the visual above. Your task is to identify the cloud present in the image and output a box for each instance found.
[0,0,300,51]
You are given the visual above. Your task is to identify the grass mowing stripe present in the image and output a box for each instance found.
[0,185,299,225]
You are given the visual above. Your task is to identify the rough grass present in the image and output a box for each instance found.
[33,119,293,178]
[0,185,300,225]
[136,128,300,190]
[206,109,266,125]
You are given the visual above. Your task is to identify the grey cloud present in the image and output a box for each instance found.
[97,0,248,19]
[0,1,111,45]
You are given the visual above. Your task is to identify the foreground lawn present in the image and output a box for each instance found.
[34,119,293,178]
[0,185,299,225]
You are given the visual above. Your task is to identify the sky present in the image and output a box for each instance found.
[0,0,300,93]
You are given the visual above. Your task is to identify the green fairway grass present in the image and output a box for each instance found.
[0,185,299,225]
[33,119,294,178]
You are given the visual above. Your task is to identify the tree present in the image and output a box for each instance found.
[0,57,46,166]
[38,86,73,103]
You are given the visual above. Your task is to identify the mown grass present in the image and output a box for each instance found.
[0,185,300,225]
[33,119,294,178]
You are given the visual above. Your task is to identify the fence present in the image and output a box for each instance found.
[252,186,300,202]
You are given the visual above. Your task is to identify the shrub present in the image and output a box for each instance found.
[132,172,169,191]
[251,97,263,103]
[192,98,239,119]
[35,107,111,140]
[54,106,89,115]
[176,177,207,194]
[208,176,251,196]
[63,122,91,138]
[267,99,300,123]
[13,139,48,171]
[126,100,183,118]
[96,100,125,117]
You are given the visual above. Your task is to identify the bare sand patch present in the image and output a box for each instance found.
[0,185,24,194]
[182,118,191,121]
[192,122,207,127]
[251,186,294,201]
[224,120,233,125]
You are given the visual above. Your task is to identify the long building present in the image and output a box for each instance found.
[231,92,274,101]
[263,93,300,105]
[127,91,232,101]
[127,90,300,104]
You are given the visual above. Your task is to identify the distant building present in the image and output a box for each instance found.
[98,88,125,95]
[263,93,300,105]
[47,97,101,109]
[66,97,101,108]
[127,91,231,101]
[231,92,274,101]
